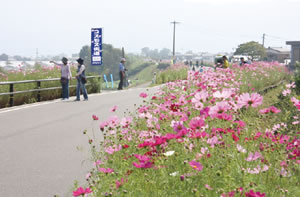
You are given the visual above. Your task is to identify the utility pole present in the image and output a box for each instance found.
[122,47,125,58]
[262,33,266,47]
[171,21,180,64]
[36,48,39,62]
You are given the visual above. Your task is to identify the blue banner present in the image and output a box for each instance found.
[91,28,103,65]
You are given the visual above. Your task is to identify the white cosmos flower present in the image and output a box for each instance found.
[164,151,175,156]
[170,171,178,176]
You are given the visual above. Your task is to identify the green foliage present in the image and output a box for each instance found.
[157,63,170,70]
[79,44,123,80]
[127,63,152,77]
[294,61,300,94]
[141,47,171,60]
[234,41,266,60]
[232,62,289,93]
[156,65,188,84]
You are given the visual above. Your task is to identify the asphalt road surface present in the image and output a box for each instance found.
[0,85,159,197]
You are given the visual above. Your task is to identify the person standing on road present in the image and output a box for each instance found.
[50,57,72,101]
[118,58,126,90]
[75,58,88,101]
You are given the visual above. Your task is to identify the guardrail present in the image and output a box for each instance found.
[0,75,101,107]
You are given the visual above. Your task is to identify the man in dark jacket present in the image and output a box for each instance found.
[118,58,126,90]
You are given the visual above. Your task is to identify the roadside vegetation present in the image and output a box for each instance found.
[0,65,101,107]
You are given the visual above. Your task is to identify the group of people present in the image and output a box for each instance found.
[53,56,128,101]
[217,56,252,68]
[50,57,88,101]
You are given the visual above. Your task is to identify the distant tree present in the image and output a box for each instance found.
[234,41,266,60]
[159,48,171,59]
[79,45,91,66]
[149,49,159,60]
[141,47,150,57]
[0,53,8,61]
[79,44,123,79]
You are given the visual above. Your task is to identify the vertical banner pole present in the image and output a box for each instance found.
[110,74,114,88]
[103,74,109,88]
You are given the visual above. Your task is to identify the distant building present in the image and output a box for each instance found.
[286,41,300,70]
[266,47,290,63]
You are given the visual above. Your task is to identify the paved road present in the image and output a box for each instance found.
[0,86,159,197]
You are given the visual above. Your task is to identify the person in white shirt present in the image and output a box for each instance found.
[75,58,88,101]
[50,57,72,101]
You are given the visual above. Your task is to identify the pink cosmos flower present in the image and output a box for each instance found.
[171,120,186,133]
[105,145,122,154]
[282,89,291,96]
[221,191,235,197]
[209,101,231,118]
[132,161,153,168]
[98,168,114,173]
[237,93,263,108]
[99,121,108,131]
[259,106,281,114]
[286,82,296,89]
[86,172,91,179]
[139,92,148,98]
[207,136,219,147]
[120,117,132,128]
[205,184,212,190]
[116,178,125,189]
[93,160,104,166]
[110,105,118,112]
[72,187,92,196]
[213,89,232,99]
[192,90,209,103]
[246,165,269,174]
[107,115,120,128]
[92,115,99,120]
[134,154,151,162]
[189,160,203,171]
[246,151,262,162]
[189,117,206,130]
[291,97,300,110]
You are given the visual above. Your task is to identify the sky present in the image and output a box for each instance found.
[0,0,299,57]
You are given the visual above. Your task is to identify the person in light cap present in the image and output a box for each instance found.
[118,58,126,90]
[74,58,88,101]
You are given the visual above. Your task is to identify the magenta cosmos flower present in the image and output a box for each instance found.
[139,92,148,98]
[72,187,92,196]
[132,161,153,168]
[237,93,263,108]
[110,105,118,112]
[259,106,281,114]
[245,190,266,197]
[189,160,203,171]
[92,115,99,120]
[189,117,206,130]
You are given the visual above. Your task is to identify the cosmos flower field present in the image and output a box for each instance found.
[74,62,299,197]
